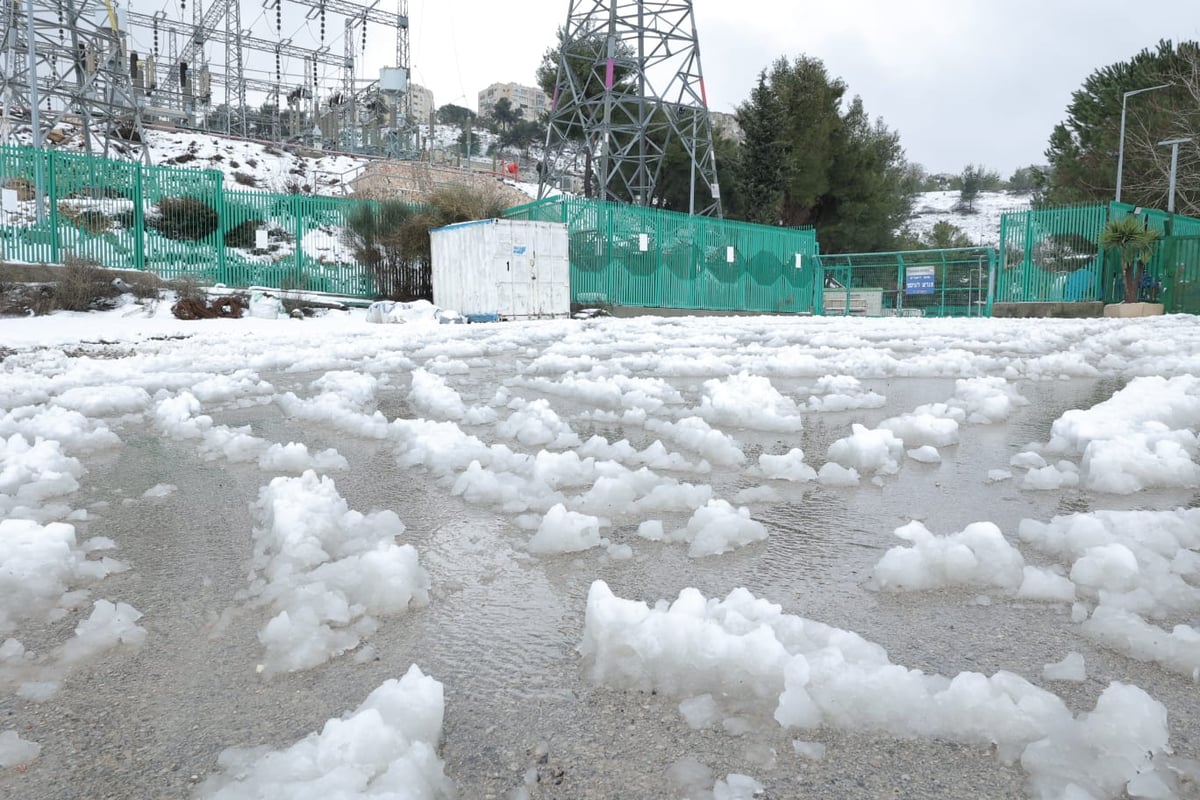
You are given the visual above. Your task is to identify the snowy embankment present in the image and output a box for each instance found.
[1,303,1200,798]
[905,189,1033,247]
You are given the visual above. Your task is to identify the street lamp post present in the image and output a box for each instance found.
[1158,137,1194,214]
[1116,83,1171,204]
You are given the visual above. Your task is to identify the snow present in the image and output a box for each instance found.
[248,471,430,674]
[3,301,1200,797]
[904,190,1033,247]
[582,580,1173,800]
[198,665,450,799]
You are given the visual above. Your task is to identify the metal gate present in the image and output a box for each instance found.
[1159,235,1200,314]
[815,247,997,317]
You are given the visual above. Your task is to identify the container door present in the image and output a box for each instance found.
[544,223,570,316]
[509,237,534,317]
[494,223,515,318]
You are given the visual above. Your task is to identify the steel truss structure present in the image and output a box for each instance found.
[539,0,721,216]
[0,0,414,163]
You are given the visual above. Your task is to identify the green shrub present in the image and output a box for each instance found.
[223,219,264,248]
[154,197,220,241]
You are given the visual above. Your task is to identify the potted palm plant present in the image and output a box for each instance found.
[1100,214,1162,312]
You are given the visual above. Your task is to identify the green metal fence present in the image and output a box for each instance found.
[503,196,822,313]
[815,247,996,317]
[997,201,1200,307]
[0,144,390,298]
[996,204,1110,304]
[1155,235,1200,313]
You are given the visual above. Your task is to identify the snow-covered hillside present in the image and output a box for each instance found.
[904,190,1033,247]
[9,121,507,196]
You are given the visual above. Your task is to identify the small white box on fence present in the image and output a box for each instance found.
[726,246,736,264]
[1,188,16,213]
[638,233,649,252]
[429,218,570,320]
[795,253,803,270]
[255,228,269,249]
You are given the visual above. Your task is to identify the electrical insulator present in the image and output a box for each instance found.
[146,54,157,89]
[153,20,159,55]
[130,51,139,79]
[179,61,188,88]
[200,66,210,97]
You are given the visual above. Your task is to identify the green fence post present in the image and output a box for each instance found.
[47,150,60,264]
[984,249,996,317]
[294,194,304,281]
[133,160,145,272]
[939,250,949,316]
[215,173,226,282]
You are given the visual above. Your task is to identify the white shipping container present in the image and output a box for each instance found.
[430,218,570,319]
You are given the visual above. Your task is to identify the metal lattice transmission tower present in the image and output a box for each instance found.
[2,0,413,161]
[539,0,721,216]
[1,0,149,160]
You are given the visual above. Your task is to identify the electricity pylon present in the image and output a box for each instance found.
[539,0,722,216]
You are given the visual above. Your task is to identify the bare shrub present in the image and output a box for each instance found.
[166,274,207,304]
[51,257,123,311]
[4,177,35,201]
[427,183,507,224]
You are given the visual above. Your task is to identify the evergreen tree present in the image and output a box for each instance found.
[436,104,475,126]
[1006,166,1040,193]
[733,73,785,224]
[490,98,522,134]
[1043,40,1198,212]
[730,56,912,253]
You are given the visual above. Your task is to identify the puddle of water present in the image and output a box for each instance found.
[7,372,1198,800]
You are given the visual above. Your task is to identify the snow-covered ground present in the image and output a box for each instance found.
[905,190,1033,247]
[1,300,1198,799]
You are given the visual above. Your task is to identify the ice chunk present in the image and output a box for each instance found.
[199,665,451,798]
[827,424,903,475]
[679,694,719,729]
[713,773,764,799]
[528,504,602,555]
[0,730,40,768]
[872,521,1024,592]
[1042,652,1086,682]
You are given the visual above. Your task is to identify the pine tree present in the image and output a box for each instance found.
[733,73,785,224]
[731,55,912,252]
[1044,40,1198,212]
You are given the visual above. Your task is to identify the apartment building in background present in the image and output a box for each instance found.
[407,83,435,127]
[478,82,550,121]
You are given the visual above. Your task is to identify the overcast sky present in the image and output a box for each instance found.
[391,0,1199,177]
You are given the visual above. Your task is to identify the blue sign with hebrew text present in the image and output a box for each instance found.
[905,266,935,295]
